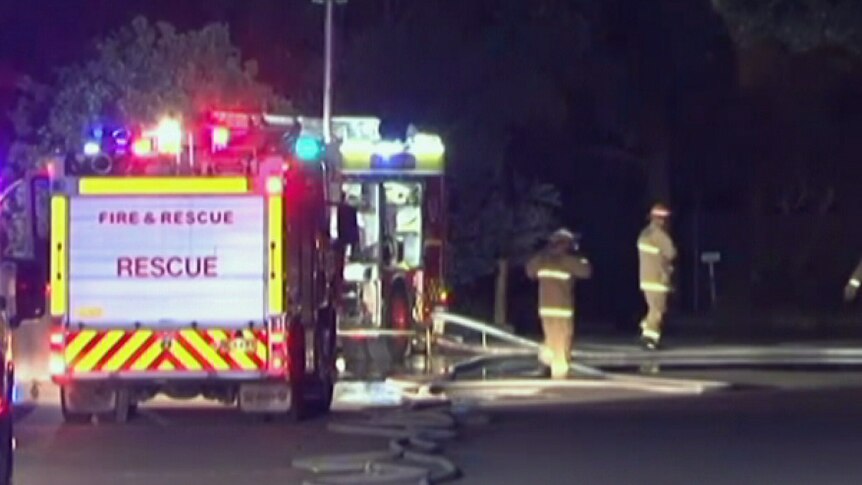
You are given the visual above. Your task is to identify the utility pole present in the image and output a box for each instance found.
[313,0,348,143]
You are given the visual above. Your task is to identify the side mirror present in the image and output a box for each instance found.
[337,204,359,247]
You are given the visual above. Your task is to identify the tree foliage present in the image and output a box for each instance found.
[9,17,289,170]
[338,0,584,284]
[713,0,862,55]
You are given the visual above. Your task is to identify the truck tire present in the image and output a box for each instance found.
[289,309,337,420]
[112,389,132,424]
[288,320,310,421]
[0,412,12,485]
[60,387,91,424]
[313,306,337,414]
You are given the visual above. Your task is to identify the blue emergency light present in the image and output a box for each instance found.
[294,135,324,162]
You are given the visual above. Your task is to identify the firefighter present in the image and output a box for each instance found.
[637,203,677,350]
[843,257,862,302]
[526,228,592,379]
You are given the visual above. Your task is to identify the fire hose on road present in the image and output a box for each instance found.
[297,312,728,484]
[293,400,470,484]
[422,311,729,396]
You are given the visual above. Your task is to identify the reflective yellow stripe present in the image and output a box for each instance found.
[640,282,670,293]
[79,177,249,195]
[182,331,230,371]
[170,338,203,371]
[539,307,573,318]
[75,330,124,372]
[268,191,284,314]
[50,195,68,316]
[131,340,162,371]
[638,242,660,255]
[537,269,570,280]
[851,279,861,288]
[103,330,151,372]
[243,330,268,365]
[65,330,97,363]
[642,328,661,340]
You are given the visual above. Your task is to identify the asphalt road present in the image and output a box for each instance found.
[12,375,862,485]
[12,319,862,485]
[14,398,393,485]
[459,385,862,485]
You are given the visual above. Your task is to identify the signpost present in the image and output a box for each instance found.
[700,251,721,309]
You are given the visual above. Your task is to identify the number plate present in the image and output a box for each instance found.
[229,338,254,353]
[239,383,291,413]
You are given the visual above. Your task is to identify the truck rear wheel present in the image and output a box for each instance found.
[313,306,337,414]
[61,386,133,424]
[289,309,337,420]
[288,320,310,421]
[0,411,12,485]
[60,387,91,424]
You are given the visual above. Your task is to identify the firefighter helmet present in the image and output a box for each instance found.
[549,228,577,243]
[649,203,671,219]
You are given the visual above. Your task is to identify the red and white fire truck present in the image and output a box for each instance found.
[7,112,346,422]
[308,117,449,347]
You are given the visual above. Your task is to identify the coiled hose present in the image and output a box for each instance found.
[293,400,474,484]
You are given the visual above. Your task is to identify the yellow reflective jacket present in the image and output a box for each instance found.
[637,223,677,293]
[526,249,592,318]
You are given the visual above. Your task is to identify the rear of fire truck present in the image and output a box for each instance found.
[46,113,339,422]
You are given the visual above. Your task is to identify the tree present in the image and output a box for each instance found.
[713,0,862,55]
[9,17,289,171]
[336,0,581,323]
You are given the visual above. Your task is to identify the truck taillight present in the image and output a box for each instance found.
[49,331,66,376]
[49,331,64,347]
[267,328,289,376]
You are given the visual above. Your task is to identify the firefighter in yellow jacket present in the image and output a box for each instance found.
[637,203,677,350]
[526,229,592,378]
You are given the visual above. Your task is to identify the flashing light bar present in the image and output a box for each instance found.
[152,118,183,155]
[131,138,154,157]
[83,141,101,156]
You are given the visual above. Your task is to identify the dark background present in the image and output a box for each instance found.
[4,0,862,334]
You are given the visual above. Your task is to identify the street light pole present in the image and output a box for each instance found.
[323,0,334,143]
[313,0,346,143]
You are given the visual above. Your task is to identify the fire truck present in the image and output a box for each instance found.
[306,117,448,351]
[3,112,347,422]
